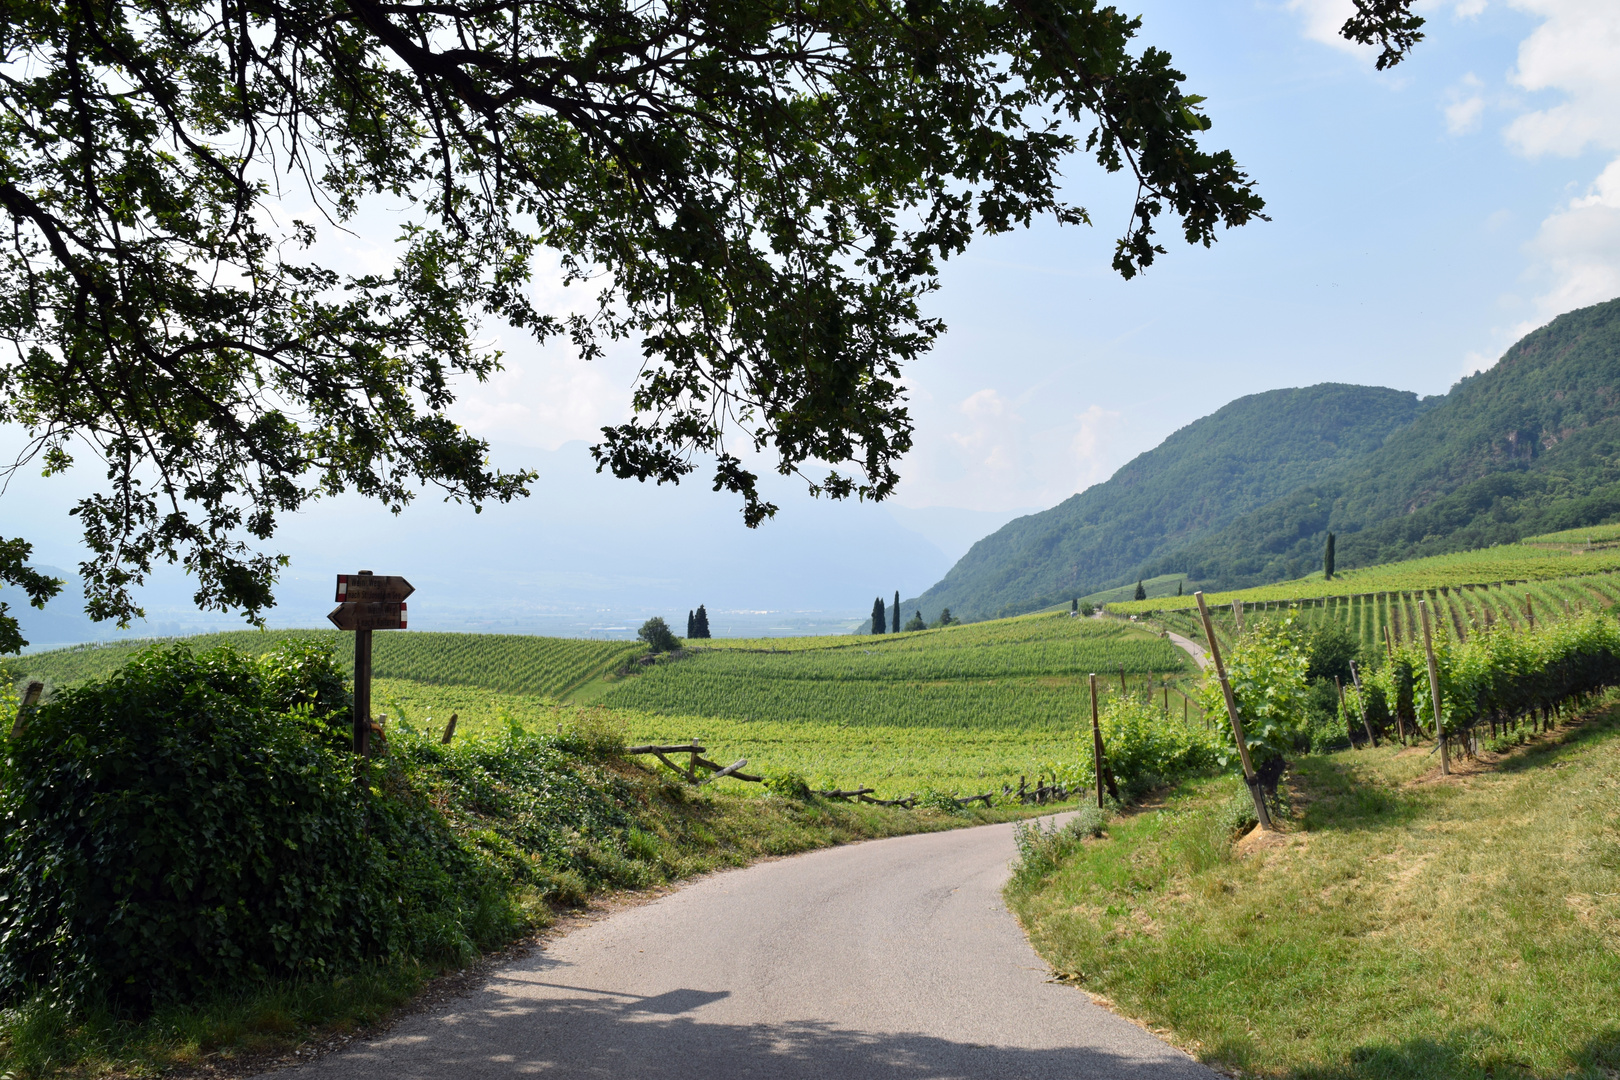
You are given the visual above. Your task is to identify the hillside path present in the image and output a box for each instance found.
[1165,630,1209,670]
[301,817,1215,1080]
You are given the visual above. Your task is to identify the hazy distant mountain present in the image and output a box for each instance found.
[903,383,1436,622]
[6,442,1006,646]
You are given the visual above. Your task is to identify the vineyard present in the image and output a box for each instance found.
[1522,522,1620,547]
[13,630,641,699]
[596,614,1194,729]
[1108,542,1620,618]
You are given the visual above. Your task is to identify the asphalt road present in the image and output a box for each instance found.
[305,817,1215,1079]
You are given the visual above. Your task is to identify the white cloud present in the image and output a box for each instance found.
[1503,0,1620,158]
[1443,74,1486,134]
[1071,405,1124,490]
[1521,159,1620,322]
[1286,0,1372,58]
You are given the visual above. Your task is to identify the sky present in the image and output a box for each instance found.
[7,0,1620,641]
[438,0,1620,513]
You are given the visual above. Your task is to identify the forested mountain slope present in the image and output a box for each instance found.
[905,384,1433,622]
[1149,296,1620,588]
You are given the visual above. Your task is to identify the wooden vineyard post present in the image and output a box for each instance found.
[1231,599,1244,635]
[328,570,414,756]
[1163,684,1169,715]
[1418,600,1450,776]
[1195,592,1272,830]
[1119,665,1127,695]
[1348,661,1377,747]
[10,681,43,739]
[1525,597,1535,630]
[1090,674,1105,809]
[1338,677,1354,748]
[441,712,458,745]
[1383,623,1395,660]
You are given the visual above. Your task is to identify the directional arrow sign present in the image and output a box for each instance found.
[327,601,407,631]
[335,574,414,604]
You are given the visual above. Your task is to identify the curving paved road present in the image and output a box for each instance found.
[304,818,1215,1080]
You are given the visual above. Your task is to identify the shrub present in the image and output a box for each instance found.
[1077,698,1225,802]
[1196,618,1310,785]
[764,770,812,800]
[638,617,678,653]
[1011,810,1108,883]
[0,643,505,1011]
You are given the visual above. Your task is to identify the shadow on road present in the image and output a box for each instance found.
[332,965,1211,1080]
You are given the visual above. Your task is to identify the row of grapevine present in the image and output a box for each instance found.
[1357,610,1620,746]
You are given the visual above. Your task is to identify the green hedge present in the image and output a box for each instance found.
[0,643,510,1010]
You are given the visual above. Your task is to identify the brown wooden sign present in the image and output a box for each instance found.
[327,601,407,632]
[335,573,414,603]
[331,570,413,757]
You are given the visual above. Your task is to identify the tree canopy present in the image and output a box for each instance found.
[0,0,1422,647]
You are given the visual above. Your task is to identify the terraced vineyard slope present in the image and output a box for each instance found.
[14,630,640,699]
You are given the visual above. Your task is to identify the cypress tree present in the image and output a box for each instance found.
[1071,598,1078,614]
[872,597,886,634]
[893,590,900,633]
[694,604,711,638]
[687,609,695,638]
[1134,579,1146,601]
[1324,532,1337,581]
[1177,581,1183,596]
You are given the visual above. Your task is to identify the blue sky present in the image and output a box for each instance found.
[8,0,1620,638]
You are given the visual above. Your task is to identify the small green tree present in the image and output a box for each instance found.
[639,617,678,653]
[1134,580,1147,601]
[904,611,927,632]
[1079,602,1096,617]
[935,608,956,627]
[1324,532,1337,580]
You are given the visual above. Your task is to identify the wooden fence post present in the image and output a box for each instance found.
[1090,674,1105,809]
[1118,665,1127,695]
[1348,661,1377,747]
[1418,600,1450,776]
[10,681,43,739]
[1338,677,1354,748]
[1195,592,1273,830]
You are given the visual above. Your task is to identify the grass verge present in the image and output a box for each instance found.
[1006,703,1620,1079]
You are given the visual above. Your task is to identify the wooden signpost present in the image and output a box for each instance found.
[328,571,413,755]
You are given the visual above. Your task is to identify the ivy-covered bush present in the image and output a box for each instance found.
[0,643,507,1010]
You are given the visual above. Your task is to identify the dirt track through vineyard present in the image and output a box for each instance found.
[301,816,1214,1080]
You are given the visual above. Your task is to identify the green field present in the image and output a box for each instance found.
[11,612,1191,801]
[596,614,1193,726]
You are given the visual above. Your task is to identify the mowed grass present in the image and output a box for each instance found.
[369,680,1092,797]
[1006,701,1620,1079]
